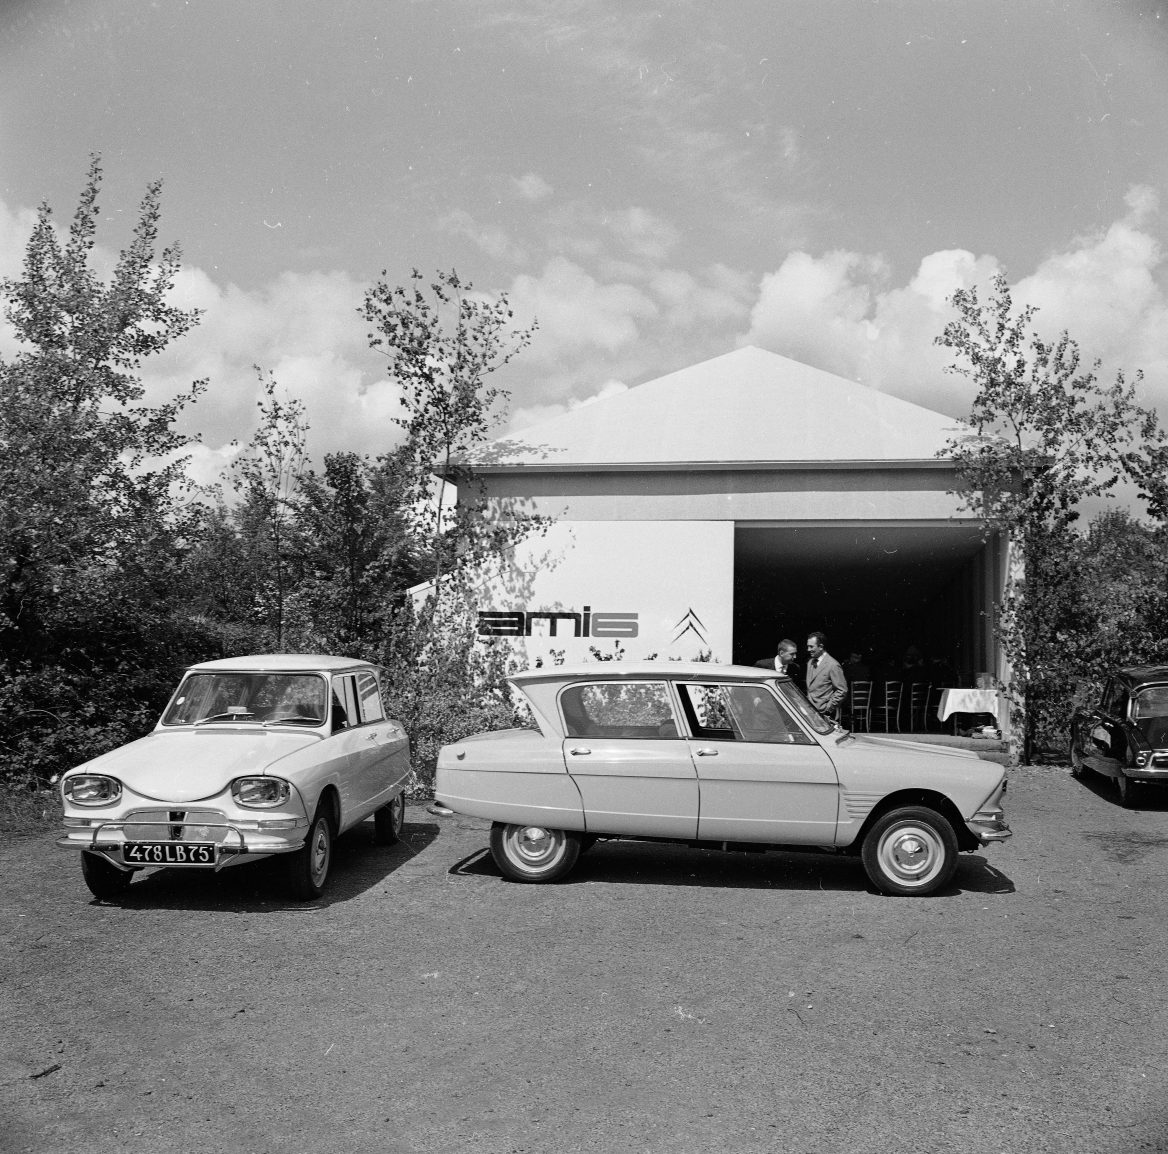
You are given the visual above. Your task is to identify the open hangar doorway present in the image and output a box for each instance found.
[732,524,999,683]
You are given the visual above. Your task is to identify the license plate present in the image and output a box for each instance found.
[124,842,215,865]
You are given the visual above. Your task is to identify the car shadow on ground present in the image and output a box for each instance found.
[449,840,1015,897]
[92,818,441,912]
[1073,767,1168,811]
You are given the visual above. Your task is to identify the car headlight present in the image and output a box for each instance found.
[1136,752,1150,767]
[231,777,292,808]
[63,774,122,806]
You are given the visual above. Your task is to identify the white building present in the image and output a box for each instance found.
[457,346,1006,700]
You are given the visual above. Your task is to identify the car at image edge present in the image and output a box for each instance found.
[57,654,411,901]
[432,662,1011,896]
[1070,666,1168,807]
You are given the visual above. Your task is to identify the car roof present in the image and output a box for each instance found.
[185,654,376,674]
[1118,666,1168,687]
[509,661,782,687]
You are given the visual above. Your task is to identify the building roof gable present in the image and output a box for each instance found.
[477,346,962,468]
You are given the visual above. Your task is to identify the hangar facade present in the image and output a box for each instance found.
[462,346,1007,702]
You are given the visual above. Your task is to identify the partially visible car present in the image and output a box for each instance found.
[432,663,1011,896]
[1070,666,1168,807]
[58,654,411,901]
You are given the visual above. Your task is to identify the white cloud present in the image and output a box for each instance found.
[509,256,658,359]
[508,379,629,432]
[0,195,406,477]
[438,208,528,265]
[571,378,628,409]
[144,267,405,470]
[512,172,553,202]
[741,189,1168,420]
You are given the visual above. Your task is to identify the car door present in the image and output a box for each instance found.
[559,680,698,838]
[327,672,370,822]
[1084,680,1127,775]
[351,669,409,809]
[676,681,839,845]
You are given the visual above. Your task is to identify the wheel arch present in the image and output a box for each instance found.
[316,784,341,831]
[852,789,975,853]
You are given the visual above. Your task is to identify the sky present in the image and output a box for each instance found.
[2,0,1168,488]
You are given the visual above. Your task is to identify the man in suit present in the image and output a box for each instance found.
[755,638,801,682]
[805,631,848,720]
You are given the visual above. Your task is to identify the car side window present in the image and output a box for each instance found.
[331,674,360,731]
[680,683,811,745]
[559,682,678,739]
[356,671,384,723]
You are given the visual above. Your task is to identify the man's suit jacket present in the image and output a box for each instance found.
[754,657,802,682]
[806,653,847,713]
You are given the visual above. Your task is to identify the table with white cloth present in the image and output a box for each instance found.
[936,688,1000,732]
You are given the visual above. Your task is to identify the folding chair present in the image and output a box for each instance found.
[908,682,932,732]
[847,680,873,731]
[873,681,903,732]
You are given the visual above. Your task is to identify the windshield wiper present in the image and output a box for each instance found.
[193,712,256,726]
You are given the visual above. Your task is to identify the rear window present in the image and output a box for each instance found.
[559,682,678,739]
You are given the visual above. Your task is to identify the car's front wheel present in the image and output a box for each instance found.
[81,851,135,901]
[1116,772,1138,808]
[287,806,334,900]
[861,806,959,896]
[374,792,405,845]
[1069,735,1086,778]
[490,822,581,883]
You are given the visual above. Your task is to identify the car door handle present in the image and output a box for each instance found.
[694,747,719,757]
[568,747,591,756]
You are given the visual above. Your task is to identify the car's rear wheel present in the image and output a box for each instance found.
[81,851,135,901]
[490,822,581,883]
[861,806,959,896]
[287,806,333,900]
[374,791,405,845]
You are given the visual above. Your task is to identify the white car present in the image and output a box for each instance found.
[433,663,1011,896]
[57,654,411,900]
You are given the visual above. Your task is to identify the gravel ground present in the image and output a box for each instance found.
[3,764,1168,1154]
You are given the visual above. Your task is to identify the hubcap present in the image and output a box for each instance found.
[310,821,330,885]
[512,826,557,866]
[879,824,943,886]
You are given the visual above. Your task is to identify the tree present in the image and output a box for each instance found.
[294,448,427,651]
[360,269,551,790]
[0,155,204,660]
[936,273,1167,758]
[361,268,537,588]
[0,156,209,786]
[229,369,309,649]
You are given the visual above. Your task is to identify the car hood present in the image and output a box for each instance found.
[844,734,981,761]
[66,729,321,803]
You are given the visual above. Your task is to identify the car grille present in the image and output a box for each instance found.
[122,808,231,843]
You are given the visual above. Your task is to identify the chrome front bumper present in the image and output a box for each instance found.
[57,815,308,870]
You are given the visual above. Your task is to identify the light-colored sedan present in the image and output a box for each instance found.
[433,663,1011,896]
[57,654,411,901]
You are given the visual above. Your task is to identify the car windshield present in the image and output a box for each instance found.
[1133,685,1168,745]
[162,672,328,726]
[773,678,835,736]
